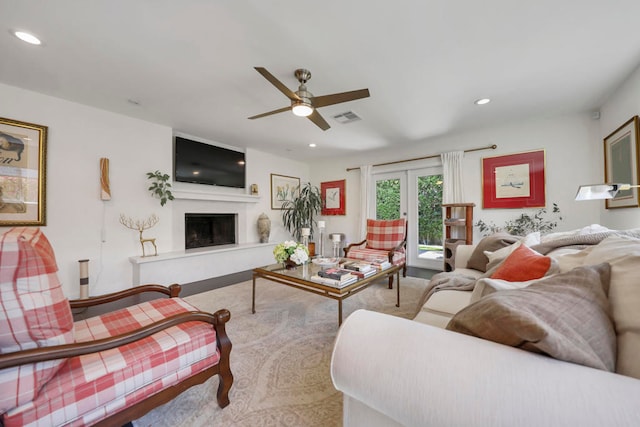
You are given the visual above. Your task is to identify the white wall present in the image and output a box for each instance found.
[599,62,640,229]
[0,83,308,297]
[311,113,603,247]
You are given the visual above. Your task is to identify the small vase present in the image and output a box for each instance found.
[284,259,298,270]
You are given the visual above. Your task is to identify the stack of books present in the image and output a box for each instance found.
[341,261,377,278]
[310,267,357,288]
[369,257,392,271]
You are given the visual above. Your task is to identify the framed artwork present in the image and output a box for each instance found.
[271,173,300,210]
[604,116,640,209]
[0,117,47,225]
[321,179,346,215]
[482,150,545,209]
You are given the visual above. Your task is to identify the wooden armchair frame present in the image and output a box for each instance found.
[344,221,408,289]
[0,284,233,427]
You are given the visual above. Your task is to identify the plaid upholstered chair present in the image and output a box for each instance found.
[0,227,233,427]
[344,218,408,288]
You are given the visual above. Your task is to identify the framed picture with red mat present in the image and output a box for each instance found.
[321,179,346,215]
[482,150,545,209]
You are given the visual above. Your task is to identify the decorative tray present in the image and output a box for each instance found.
[312,257,340,268]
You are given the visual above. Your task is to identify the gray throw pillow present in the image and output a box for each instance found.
[466,233,520,272]
[446,263,616,372]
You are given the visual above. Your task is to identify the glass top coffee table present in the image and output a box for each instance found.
[252,259,401,325]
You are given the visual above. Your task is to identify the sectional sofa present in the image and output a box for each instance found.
[331,226,640,426]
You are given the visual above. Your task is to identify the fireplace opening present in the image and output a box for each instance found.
[185,213,237,250]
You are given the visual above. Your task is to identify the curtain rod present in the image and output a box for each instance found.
[345,144,498,171]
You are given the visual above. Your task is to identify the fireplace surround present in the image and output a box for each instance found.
[185,213,237,250]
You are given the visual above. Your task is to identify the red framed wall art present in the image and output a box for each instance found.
[321,179,346,215]
[482,150,546,209]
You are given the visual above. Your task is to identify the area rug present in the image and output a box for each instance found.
[133,276,429,427]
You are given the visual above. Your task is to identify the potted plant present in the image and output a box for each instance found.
[281,182,322,242]
[146,170,175,206]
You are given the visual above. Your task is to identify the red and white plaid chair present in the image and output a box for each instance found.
[344,218,407,288]
[0,227,233,427]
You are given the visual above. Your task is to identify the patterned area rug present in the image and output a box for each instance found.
[133,276,428,427]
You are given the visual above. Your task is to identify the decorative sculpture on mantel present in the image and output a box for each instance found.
[119,213,159,257]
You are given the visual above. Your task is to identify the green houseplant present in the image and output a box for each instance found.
[475,203,563,236]
[281,182,322,242]
[146,170,175,206]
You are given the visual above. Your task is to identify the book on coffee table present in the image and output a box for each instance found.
[318,268,355,281]
[341,261,375,273]
[310,274,358,288]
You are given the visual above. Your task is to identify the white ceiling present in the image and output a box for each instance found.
[2,1,640,161]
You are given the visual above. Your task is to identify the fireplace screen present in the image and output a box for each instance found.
[185,213,237,249]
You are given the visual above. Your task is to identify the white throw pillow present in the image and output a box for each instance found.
[583,235,640,379]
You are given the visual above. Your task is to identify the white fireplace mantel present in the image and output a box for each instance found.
[172,189,260,203]
[129,242,277,285]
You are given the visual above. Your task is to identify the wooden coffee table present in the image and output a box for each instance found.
[252,259,401,325]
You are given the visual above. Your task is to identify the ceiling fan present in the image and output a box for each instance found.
[248,67,370,131]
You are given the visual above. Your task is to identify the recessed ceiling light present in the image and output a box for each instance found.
[474,98,491,105]
[309,143,317,148]
[14,31,41,45]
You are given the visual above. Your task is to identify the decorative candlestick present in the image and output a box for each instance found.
[332,234,341,258]
[317,221,325,257]
[79,259,89,299]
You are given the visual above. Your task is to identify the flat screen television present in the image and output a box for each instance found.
[174,136,246,188]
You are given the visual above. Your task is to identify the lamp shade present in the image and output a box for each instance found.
[575,183,634,200]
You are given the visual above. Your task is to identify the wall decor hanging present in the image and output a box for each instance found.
[482,150,545,209]
[604,116,640,209]
[0,117,47,225]
[271,173,300,210]
[321,179,346,215]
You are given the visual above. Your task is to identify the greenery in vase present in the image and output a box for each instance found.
[281,182,322,241]
[273,241,309,264]
[146,170,175,206]
[475,203,563,237]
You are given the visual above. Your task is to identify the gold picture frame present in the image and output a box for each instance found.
[270,173,300,210]
[0,117,48,225]
[604,116,640,209]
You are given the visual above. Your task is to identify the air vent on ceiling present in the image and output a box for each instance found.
[332,111,361,124]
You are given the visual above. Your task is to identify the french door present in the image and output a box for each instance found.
[372,167,443,271]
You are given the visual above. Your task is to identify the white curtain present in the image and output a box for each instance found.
[440,151,465,204]
[359,165,372,239]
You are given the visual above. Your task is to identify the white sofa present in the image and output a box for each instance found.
[331,230,640,426]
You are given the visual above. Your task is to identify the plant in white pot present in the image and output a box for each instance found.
[281,182,322,244]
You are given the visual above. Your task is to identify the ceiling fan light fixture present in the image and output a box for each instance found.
[292,101,313,117]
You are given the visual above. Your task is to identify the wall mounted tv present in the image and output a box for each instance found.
[174,136,246,188]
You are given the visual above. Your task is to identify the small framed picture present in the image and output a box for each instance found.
[321,179,346,215]
[0,117,48,225]
[604,116,640,209]
[271,173,300,210]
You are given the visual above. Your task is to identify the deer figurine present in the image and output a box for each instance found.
[119,214,159,257]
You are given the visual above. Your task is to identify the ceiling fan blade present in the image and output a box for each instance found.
[254,67,300,101]
[308,110,330,131]
[248,106,291,120]
[312,88,370,108]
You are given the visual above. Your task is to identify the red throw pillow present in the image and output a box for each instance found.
[490,243,551,282]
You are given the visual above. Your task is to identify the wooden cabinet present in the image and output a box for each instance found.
[442,203,475,272]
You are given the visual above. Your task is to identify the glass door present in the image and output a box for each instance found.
[408,168,443,270]
[372,172,407,220]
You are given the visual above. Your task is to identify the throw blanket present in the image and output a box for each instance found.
[531,230,640,255]
[416,228,640,317]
